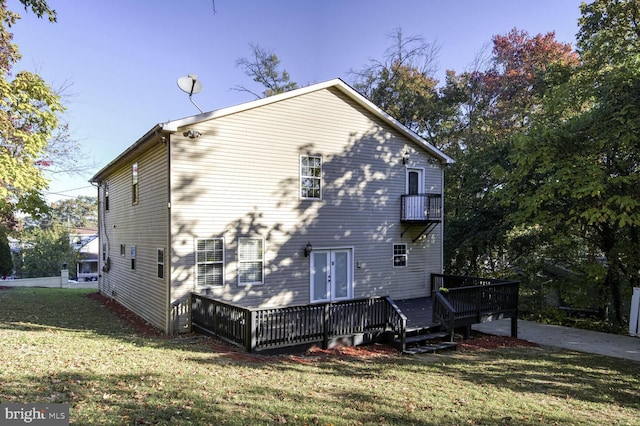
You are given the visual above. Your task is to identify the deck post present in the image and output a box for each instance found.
[248,310,257,352]
[510,314,518,338]
[323,303,330,349]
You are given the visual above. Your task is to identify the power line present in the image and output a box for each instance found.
[45,185,96,198]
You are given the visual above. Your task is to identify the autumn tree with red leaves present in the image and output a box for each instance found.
[505,0,640,325]
[443,29,579,278]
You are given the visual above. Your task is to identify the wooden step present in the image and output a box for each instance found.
[403,341,457,355]
[404,331,450,344]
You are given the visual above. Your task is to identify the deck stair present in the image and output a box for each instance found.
[391,298,457,355]
[393,324,457,355]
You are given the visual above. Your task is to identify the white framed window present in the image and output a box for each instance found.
[157,248,164,279]
[393,243,408,268]
[120,244,126,256]
[300,155,322,199]
[104,182,109,211]
[131,245,136,270]
[196,238,224,287]
[132,162,139,204]
[238,238,264,285]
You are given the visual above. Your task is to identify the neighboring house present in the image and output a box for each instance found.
[90,78,454,334]
[70,228,99,282]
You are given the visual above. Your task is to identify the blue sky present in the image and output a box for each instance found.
[13,0,585,201]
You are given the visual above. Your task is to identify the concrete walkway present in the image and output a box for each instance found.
[472,319,640,362]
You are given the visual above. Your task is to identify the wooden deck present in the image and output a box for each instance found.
[190,275,519,353]
[394,297,436,330]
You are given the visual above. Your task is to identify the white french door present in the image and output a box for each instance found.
[310,249,353,302]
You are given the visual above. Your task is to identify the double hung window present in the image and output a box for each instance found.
[196,239,224,287]
[393,243,408,267]
[238,238,264,285]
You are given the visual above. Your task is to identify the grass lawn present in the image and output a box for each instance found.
[1,287,639,425]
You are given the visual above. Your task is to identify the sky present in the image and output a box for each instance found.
[13,0,585,202]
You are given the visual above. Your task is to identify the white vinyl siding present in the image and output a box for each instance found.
[196,238,224,287]
[96,140,169,331]
[238,238,264,285]
[169,86,444,307]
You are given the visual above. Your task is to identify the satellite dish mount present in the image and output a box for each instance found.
[177,74,204,113]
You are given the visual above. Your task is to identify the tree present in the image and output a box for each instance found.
[235,43,298,98]
[442,29,579,277]
[47,195,97,229]
[0,0,64,230]
[351,28,451,147]
[0,227,12,277]
[19,224,74,278]
[505,0,640,325]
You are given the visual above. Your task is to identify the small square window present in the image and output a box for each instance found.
[393,244,407,268]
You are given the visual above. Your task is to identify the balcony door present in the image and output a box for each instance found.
[310,249,353,303]
[406,168,425,219]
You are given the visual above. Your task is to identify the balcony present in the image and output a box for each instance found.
[401,193,442,223]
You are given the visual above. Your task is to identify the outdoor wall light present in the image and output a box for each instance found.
[183,129,202,139]
[304,241,313,258]
[402,151,410,165]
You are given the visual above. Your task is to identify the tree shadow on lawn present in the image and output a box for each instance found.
[0,288,154,340]
[4,287,640,416]
[404,348,640,409]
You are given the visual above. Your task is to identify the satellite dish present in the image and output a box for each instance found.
[177,74,203,95]
[177,74,204,113]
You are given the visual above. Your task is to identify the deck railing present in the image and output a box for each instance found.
[431,274,519,338]
[191,294,404,352]
[400,193,442,222]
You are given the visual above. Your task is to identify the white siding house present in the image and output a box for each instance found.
[91,79,453,334]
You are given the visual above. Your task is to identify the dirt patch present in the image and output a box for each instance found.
[86,292,165,338]
[305,343,397,359]
[458,334,538,351]
[0,285,12,290]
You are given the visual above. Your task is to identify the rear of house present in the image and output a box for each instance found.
[92,79,453,334]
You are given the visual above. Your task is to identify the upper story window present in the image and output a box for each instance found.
[238,238,264,285]
[300,155,322,199]
[130,245,137,270]
[104,182,109,211]
[132,162,139,204]
[196,238,224,287]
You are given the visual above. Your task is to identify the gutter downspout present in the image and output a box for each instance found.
[165,134,173,335]
[440,162,445,275]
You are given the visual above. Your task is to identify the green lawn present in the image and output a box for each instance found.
[1,287,639,425]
